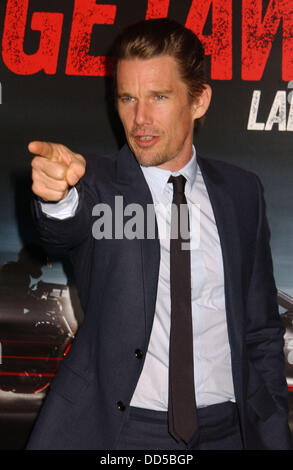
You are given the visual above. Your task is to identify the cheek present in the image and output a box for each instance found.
[165,114,188,136]
[155,110,176,133]
[164,103,191,130]
[177,108,194,131]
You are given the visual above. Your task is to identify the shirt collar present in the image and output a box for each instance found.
[140,146,197,202]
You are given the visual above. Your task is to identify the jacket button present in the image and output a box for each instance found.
[117,401,126,411]
[135,349,143,359]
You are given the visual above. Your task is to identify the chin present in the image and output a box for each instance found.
[136,154,167,167]
[132,147,169,168]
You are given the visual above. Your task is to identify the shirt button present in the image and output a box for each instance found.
[135,349,143,359]
[117,401,126,411]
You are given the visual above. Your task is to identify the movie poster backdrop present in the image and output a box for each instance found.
[0,0,292,449]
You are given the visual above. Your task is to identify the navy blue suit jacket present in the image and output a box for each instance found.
[26,144,292,450]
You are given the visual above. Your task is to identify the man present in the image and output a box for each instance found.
[26,18,292,450]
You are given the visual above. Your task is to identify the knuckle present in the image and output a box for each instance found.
[32,168,44,184]
[31,156,41,169]
[57,143,69,156]
[54,165,66,180]
[31,181,42,196]
[31,168,38,181]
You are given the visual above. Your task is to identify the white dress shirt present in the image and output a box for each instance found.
[40,146,235,410]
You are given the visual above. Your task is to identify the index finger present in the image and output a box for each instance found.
[28,141,61,161]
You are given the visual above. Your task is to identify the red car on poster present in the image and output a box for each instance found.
[0,280,77,394]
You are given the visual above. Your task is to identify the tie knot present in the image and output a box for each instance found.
[168,174,187,194]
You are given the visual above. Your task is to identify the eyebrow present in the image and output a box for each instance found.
[149,89,173,95]
[117,89,174,98]
[117,92,132,99]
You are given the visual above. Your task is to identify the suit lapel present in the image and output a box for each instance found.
[114,145,161,340]
[197,155,244,363]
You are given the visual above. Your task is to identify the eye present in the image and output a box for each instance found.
[155,95,166,100]
[120,96,134,103]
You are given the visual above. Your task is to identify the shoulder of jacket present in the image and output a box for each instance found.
[197,154,262,188]
[81,149,120,182]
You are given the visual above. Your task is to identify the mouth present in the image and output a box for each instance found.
[133,135,160,147]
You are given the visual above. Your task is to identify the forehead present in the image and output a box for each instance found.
[116,55,186,92]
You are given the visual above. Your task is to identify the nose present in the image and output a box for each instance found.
[134,100,152,126]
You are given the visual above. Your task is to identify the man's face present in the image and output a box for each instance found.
[116,55,207,171]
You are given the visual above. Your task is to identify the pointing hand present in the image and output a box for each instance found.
[28,141,86,201]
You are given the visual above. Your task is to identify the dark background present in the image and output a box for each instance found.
[0,0,292,449]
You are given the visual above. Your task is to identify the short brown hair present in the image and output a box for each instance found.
[111,18,207,103]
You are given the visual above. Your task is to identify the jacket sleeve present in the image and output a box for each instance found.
[31,156,98,250]
[245,174,290,416]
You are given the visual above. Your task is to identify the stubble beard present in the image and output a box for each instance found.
[134,149,171,167]
[128,135,182,168]
[126,122,192,168]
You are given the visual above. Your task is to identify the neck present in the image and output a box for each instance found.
[157,146,194,172]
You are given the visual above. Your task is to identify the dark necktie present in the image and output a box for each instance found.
[167,174,198,444]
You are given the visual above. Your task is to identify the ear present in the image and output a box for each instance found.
[191,84,212,120]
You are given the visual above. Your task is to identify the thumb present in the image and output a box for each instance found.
[65,160,85,186]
